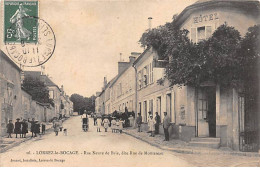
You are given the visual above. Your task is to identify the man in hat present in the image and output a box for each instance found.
[14,118,22,138]
[136,113,142,132]
[7,120,14,138]
[21,119,28,138]
[154,112,161,135]
[163,112,171,141]
[28,118,36,138]
[34,120,40,137]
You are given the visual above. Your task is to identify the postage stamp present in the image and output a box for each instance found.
[4,1,38,43]
[3,0,56,67]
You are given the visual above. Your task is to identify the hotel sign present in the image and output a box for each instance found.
[193,13,219,24]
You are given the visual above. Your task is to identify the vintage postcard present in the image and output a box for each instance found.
[0,0,260,167]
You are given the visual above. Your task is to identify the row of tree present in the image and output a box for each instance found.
[69,93,96,114]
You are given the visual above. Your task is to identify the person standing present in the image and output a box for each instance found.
[118,118,124,134]
[163,112,171,141]
[34,121,40,137]
[103,116,109,132]
[111,117,116,133]
[148,114,156,137]
[21,119,28,138]
[14,118,22,138]
[96,116,102,132]
[53,118,60,136]
[136,113,142,132]
[93,114,97,126]
[28,118,36,138]
[7,120,14,138]
[154,112,161,135]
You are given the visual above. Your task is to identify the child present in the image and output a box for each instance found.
[118,118,124,134]
[116,119,120,133]
[103,116,109,132]
[111,117,116,133]
[7,120,14,138]
[96,116,102,132]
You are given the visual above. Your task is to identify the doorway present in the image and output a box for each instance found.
[197,86,216,137]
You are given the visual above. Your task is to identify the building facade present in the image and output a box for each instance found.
[0,50,23,136]
[171,0,260,151]
[94,0,259,152]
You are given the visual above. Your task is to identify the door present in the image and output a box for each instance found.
[157,97,161,120]
[143,101,147,122]
[197,87,216,137]
[166,94,172,121]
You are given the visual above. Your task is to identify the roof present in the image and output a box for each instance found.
[174,0,260,28]
[98,76,118,97]
[132,46,152,66]
[0,50,22,72]
[24,71,61,91]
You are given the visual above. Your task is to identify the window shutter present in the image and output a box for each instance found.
[206,26,212,39]
[191,28,196,43]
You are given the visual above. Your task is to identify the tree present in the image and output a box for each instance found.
[22,75,54,106]
[70,94,96,114]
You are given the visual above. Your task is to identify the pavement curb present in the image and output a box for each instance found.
[123,130,260,157]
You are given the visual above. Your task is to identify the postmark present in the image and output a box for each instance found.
[4,1,56,67]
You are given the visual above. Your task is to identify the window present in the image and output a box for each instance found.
[49,90,54,99]
[138,71,142,89]
[143,66,148,86]
[197,27,205,42]
[150,62,154,83]
[143,101,147,122]
[191,26,212,43]
[149,99,153,115]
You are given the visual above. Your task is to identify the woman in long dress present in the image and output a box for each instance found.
[10,4,32,40]
[96,117,102,132]
[148,114,156,137]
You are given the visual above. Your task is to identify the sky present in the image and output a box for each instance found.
[26,0,197,97]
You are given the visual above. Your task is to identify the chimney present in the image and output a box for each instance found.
[104,76,107,88]
[41,65,45,75]
[129,56,136,64]
[118,61,130,75]
[148,17,153,30]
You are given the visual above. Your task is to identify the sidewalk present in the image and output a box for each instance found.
[0,122,54,153]
[123,127,260,157]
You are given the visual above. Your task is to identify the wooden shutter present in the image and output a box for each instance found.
[206,26,212,39]
[191,28,196,43]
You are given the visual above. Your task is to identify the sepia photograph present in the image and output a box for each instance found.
[0,0,259,167]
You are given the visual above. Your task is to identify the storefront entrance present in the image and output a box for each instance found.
[197,86,216,137]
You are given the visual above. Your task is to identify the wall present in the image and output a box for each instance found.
[111,65,136,113]
[0,52,22,136]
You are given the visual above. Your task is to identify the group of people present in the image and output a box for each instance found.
[136,111,171,141]
[96,116,124,133]
[6,118,46,138]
